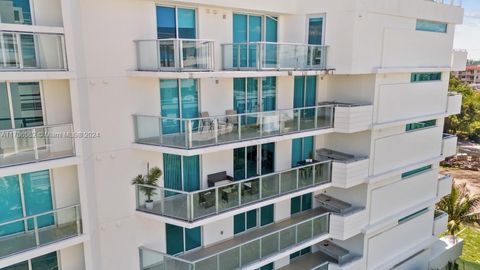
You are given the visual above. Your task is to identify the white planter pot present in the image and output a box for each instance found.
[145,200,154,210]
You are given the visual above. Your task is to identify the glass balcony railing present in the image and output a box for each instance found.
[133,105,334,149]
[136,160,331,222]
[0,204,82,259]
[0,31,67,71]
[135,39,214,71]
[427,0,462,6]
[221,42,328,70]
[139,209,329,270]
[0,123,76,167]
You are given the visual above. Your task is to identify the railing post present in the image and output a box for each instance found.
[257,43,262,70]
[75,205,82,235]
[159,117,163,145]
[237,44,241,69]
[297,108,301,131]
[215,188,219,214]
[186,120,193,149]
[179,39,184,70]
[32,128,39,160]
[296,169,299,189]
[160,187,165,215]
[238,115,242,140]
[15,33,23,69]
[314,106,318,128]
[60,35,68,70]
[214,118,219,144]
[259,112,263,138]
[259,177,263,199]
[278,173,282,194]
[34,216,40,246]
[238,182,241,206]
[156,40,161,71]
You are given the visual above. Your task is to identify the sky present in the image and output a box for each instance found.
[455,0,480,60]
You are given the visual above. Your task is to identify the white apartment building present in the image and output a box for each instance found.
[0,0,468,270]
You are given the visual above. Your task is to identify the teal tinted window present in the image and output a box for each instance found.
[163,154,200,192]
[262,77,276,111]
[2,261,29,270]
[166,224,184,255]
[261,143,275,175]
[405,120,436,131]
[156,6,196,39]
[31,252,58,270]
[401,165,432,179]
[160,79,198,134]
[416,20,447,33]
[308,17,324,45]
[22,170,54,229]
[185,227,201,251]
[178,8,196,38]
[292,136,314,167]
[290,247,312,260]
[294,76,317,108]
[166,224,201,255]
[398,208,428,224]
[0,175,24,236]
[260,262,274,270]
[291,193,312,215]
[0,83,11,130]
[0,0,32,25]
[411,72,442,82]
[260,204,274,226]
[234,209,257,234]
[9,82,43,128]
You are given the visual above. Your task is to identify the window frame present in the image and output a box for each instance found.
[155,4,198,39]
[305,14,326,45]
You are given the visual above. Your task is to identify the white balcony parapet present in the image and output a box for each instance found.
[446,92,462,116]
[433,210,448,236]
[426,0,462,6]
[329,208,368,241]
[136,160,332,222]
[329,103,373,133]
[135,39,215,72]
[315,194,367,240]
[133,105,334,150]
[429,236,464,270]
[0,31,67,71]
[0,123,76,168]
[0,204,82,259]
[437,174,453,199]
[139,209,330,270]
[317,148,369,188]
[451,50,468,71]
[222,42,329,71]
[441,134,458,158]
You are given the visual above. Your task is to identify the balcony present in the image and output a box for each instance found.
[451,50,467,71]
[427,0,462,6]
[221,42,328,71]
[133,105,334,150]
[437,174,453,199]
[278,241,362,270]
[135,39,214,72]
[433,210,448,236]
[0,124,76,168]
[441,134,458,158]
[446,92,462,116]
[0,204,82,259]
[139,209,329,270]
[136,160,331,222]
[327,103,373,133]
[317,149,369,188]
[429,236,464,270]
[0,31,67,71]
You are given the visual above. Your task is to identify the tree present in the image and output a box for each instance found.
[131,164,162,203]
[437,183,480,236]
[445,76,480,140]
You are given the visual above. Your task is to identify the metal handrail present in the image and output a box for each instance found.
[134,38,215,42]
[140,212,330,265]
[0,123,73,134]
[0,204,80,227]
[133,104,335,122]
[137,159,332,197]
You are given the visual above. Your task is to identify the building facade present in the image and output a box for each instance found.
[453,65,480,89]
[0,0,468,270]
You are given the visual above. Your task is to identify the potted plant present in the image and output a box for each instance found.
[131,163,162,210]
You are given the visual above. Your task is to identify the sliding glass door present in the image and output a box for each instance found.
[291,136,314,167]
[232,14,277,68]
[160,79,198,135]
[0,170,54,237]
[166,224,201,255]
[0,82,44,130]
[234,143,275,181]
[163,154,200,192]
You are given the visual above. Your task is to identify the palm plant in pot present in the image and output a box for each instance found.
[131,164,162,210]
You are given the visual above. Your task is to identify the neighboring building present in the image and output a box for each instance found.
[453,65,480,89]
[0,0,467,270]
